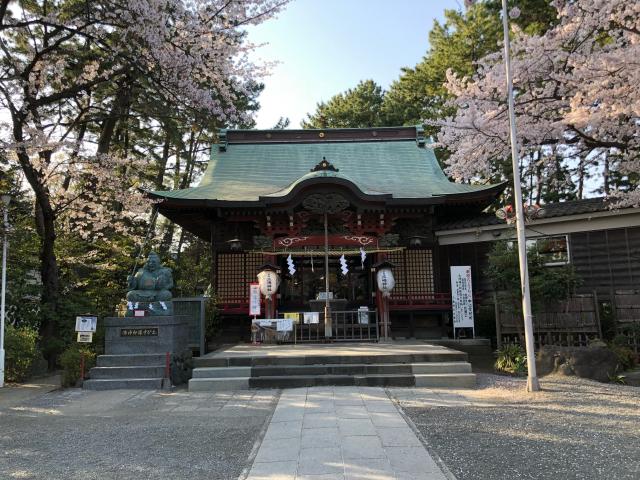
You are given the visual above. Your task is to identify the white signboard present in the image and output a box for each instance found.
[450,266,475,330]
[276,319,294,332]
[303,312,320,324]
[75,316,97,332]
[249,283,261,316]
[77,332,93,343]
[358,306,370,324]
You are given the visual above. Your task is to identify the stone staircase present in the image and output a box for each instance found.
[189,350,475,392]
[83,354,168,390]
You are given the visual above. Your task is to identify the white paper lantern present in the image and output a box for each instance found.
[257,269,280,299]
[376,268,395,297]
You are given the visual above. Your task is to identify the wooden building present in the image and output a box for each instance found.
[151,126,640,342]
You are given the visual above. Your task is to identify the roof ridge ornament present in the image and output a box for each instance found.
[415,125,425,147]
[218,128,228,152]
[311,157,339,172]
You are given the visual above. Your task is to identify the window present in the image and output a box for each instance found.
[528,235,570,266]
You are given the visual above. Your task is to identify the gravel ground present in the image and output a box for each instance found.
[0,388,278,480]
[390,374,640,480]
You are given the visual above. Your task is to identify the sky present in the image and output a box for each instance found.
[247,0,462,129]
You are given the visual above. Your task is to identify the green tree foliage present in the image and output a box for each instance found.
[5,324,40,383]
[383,2,503,132]
[302,80,388,129]
[486,240,581,315]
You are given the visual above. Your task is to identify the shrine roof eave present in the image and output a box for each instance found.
[149,180,506,212]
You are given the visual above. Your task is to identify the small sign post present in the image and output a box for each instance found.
[75,315,97,333]
[77,332,93,343]
[450,266,475,338]
[249,283,261,344]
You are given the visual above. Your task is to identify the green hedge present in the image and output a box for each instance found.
[59,344,97,387]
[5,324,40,382]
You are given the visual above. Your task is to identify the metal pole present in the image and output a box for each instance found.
[323,213,332,338]
[0,202,8,388]
[501,0,540,392]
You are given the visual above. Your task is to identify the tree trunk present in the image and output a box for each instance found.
[14,138,60,367]
[97,80,132,155]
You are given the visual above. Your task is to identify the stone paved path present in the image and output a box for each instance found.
[244,386,450,480]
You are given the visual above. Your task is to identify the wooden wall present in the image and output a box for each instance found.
[436,226,640,300]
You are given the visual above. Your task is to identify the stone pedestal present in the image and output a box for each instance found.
[104,315,189,355]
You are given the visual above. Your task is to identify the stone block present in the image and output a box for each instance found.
[103,315,188,355]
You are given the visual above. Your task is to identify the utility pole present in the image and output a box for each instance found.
[0,194,11,388]
[501,0,540,392]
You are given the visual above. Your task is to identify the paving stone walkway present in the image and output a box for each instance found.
[244,386,450,480]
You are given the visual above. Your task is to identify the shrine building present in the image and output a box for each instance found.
[151,126,640,344]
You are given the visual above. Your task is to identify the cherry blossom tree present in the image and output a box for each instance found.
[0,0,286,362]
[437,0,639,207]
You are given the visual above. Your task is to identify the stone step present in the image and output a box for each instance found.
[194,352,468,368]
[411,362,472,374]
[190,362,471,380]
[188,371,476,391]
[248,374,417,389]
[192,366,252,379]
[189,377,249,392]
[83,378,164,390]
[89,366,166,379]
[97,354,167,367]
[414,373,476,388]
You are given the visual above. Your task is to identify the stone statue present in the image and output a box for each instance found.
[126,252,173,315]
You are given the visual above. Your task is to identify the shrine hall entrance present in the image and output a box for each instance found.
[278,253,379,342]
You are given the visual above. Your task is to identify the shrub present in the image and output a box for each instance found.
[608,342,636,372]
[5,324,40,382]
[59,344,96,387]
[495,343,528,375]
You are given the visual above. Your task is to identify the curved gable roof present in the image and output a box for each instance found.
[152,126,504,205]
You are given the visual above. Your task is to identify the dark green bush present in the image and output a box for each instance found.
[608,341,636,372]
[5,324,40,382]
[59,344,96,387]
[495,343,528,375]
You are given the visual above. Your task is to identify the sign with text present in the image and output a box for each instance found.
[120,327,159,337]
[450,266,475,330]
[75,316,97,332]
[276,319,294,332]
[77,332,93,343]
[249,283,261,316]
[303,312,320,324]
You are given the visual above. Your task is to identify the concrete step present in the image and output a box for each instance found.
[248,374,416,389]
[192,367,252,379]
[83,378,164,390]
[411,362,472,374]
[97,354,167,367]
[89,366,166,379]
[194,352,468,368]
[251,364,413,377]
[414,373,476,388]
[189,377,249,392]
[190,362,471,380]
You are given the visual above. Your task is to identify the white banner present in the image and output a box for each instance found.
[249,283,261,316]
[450,266,474,329]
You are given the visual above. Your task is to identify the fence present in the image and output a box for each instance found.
[496,293,601,348]
[173,297,207,355]
[251,310,379,344]
[613,291,640,353]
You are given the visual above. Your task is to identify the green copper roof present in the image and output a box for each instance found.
[152,128,500,204]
